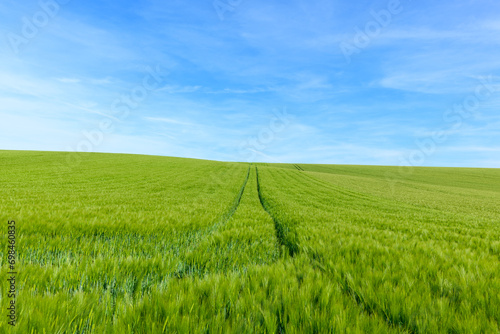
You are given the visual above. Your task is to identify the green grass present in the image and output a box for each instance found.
[1,151,499,333]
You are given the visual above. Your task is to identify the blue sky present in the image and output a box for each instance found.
[1,0,499,167]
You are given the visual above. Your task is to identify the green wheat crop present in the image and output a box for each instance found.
[0,151,498,333]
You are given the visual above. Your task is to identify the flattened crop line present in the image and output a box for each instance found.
[181,165,250,245]
[256,167,299,257]
[173,166,250,279]
[222,165,251,223]
[204,165,251,235]
[293,164,304,171]
[310,259,418,334]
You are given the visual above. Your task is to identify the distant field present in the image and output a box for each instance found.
[1,150,499,333]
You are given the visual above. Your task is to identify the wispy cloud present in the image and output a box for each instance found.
[157,85,202,94]
[0,0,498,167]
[144,117,199,127]
[445,146,500,153]
[55,78,81,84]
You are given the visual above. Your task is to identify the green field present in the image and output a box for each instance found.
[1,150,499,333]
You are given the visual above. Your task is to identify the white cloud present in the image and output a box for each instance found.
[56,78,81,84]
[444,146,500,153]
[157,85,202,94]
[144,117,198,127]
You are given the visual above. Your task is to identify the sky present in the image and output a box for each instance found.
[1,0,499,167]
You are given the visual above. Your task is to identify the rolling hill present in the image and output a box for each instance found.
[1,150,499,333]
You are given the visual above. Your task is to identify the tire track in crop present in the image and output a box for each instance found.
[287,168,377,202]
[173,166,250,278]
[285,168,421,332]
[310,259,418,334]
[193,166,251,237]
[259,167,419,332]
[213,165,251,229]
[256,167,299,257]
[293,164,304,171]
[298,169,467,221]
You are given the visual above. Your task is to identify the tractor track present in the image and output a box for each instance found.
[173,166,250,278]
[256,167,299,257]
[293,164,304,171]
